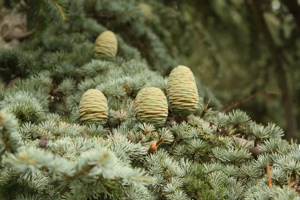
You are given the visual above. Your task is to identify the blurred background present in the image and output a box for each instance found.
[161,0,300,140]
[0,0,299,140]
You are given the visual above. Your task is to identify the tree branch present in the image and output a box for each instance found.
[222,91,282,112]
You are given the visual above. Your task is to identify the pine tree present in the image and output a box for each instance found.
[1,1,300,199]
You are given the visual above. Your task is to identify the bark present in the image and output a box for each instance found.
[233,137,261,156]
[249,0,298,140]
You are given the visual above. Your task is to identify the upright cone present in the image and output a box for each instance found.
[138,3,153,21]
[134,87,168,126]
[79,89,108,124]
[167,65,199,116]
[93,30,118,58]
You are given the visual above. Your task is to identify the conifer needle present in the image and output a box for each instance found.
[267,163,272,187]
[52,0,66,21]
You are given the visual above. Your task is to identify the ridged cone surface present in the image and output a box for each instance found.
[167,65,199,116]
[138,3,153,20]
[79,89,108,124]
[93,30,118,58]
[134,87,168,126]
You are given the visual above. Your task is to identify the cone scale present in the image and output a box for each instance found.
[167,65,199,116]
[134,87,168,126]
[79,89,108,124]
[93,30,118,58]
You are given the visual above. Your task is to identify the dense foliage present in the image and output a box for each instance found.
[0,0,300,199]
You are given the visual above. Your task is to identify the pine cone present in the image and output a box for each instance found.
[79,89,108,124]
[134,87,168,126]
[93,30,118,58]
[167,65,199,116]
[138,3,153,21]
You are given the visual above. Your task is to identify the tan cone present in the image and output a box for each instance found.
[134,87,168,126]
[167,65,199,116]
[138,3,153,21]
[93,30,118,58]
[79,89,108,124]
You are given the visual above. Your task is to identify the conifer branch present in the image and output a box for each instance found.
[267,163,272,187]
[1,1,299,199]
[0,111,22,154]
[52,0,66,21]
[222,91,282,112]
[233,137,261,156]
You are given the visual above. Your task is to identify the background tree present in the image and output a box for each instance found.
[169,0,300,140]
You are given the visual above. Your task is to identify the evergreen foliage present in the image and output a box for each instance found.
[0,0,300,199]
